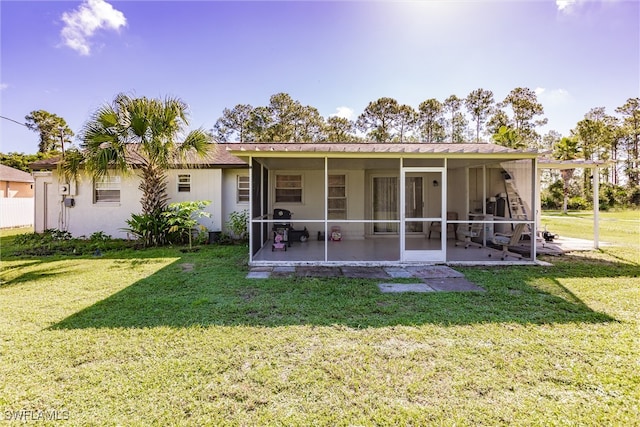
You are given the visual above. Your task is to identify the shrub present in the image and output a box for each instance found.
[568,196,589,210]
[226,209,249,241]
[627,185,640,206]
[124,213,170,247]
[164,201,212,249]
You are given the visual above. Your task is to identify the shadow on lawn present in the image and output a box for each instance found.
[47,248,635,330]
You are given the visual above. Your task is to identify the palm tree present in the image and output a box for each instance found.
[553,136,580,214]
[80,93,211,216]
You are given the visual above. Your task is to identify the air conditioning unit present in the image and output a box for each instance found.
[59,184,70,195]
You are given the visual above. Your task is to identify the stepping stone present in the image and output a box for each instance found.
[246,267,272,279]
[296,266,342,278]
[246,271,271,279]
[341,266,390,279]
[422,277,485,292]
[404,266,465,279]
[180,263,195,272]
[378,283,436,293]
[383,267,414,278]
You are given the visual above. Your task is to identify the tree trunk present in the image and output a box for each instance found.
[139,163,169,216]
[561,169,574,214]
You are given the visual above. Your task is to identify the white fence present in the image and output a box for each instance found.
[0,197,34,228]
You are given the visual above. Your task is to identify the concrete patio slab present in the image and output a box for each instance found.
[340,266,390,279]
[383,267,414,278]
[378,283,436,293]
[296,266,343,278]
[271,266,297,277]
[422,277,485,292]
[404,266,465,279]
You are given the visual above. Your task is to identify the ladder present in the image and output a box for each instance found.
[503,174,532,235]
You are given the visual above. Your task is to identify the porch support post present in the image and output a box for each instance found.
[399,157,405,261]
[248,155,253,263]
[324,156,328,262]
[531,158,537,260]
[593,166,600,250]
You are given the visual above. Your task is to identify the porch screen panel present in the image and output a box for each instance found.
[373,177,398,233]
[251,159,265,256]
[500,160,533,222]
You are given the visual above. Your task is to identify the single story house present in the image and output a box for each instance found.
[1,164,35,229]
[29,145,248,237]
[1,164,34,198]
[30,142,543,265]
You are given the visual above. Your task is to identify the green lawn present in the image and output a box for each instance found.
[1,214,639,426]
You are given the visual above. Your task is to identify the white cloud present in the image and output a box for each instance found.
[330,106,354,120]
[60,0,126,56]
[536,87,571,105]
[556,0,578,12]
[0,83,8,91]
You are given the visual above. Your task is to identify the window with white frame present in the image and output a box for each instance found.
[275,174,302,203]
[237,175,249,203]
[94,175,121,203]
[328,174,346,219]
[178,174,191,192]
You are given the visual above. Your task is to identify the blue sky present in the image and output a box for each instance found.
[1,0,638,153]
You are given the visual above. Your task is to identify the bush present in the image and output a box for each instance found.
[568,196,589,210]
[8,229,136,257]
[14,229,72,245]
[627,185,640,206]
[164,201,212,249]
[123,213,170,247]
[226,209,249,241]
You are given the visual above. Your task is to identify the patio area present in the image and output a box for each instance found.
[251,236,540,265]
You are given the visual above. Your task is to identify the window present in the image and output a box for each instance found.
[237,175,249,203]
[94,175,120,203]
[328,174,346,219]
[275,175,302,203]
[178,174,191,192]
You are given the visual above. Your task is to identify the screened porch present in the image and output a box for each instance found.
[226,143,538,266]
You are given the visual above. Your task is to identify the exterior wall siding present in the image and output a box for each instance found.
[34,169,226,239]
[221,169,250,235]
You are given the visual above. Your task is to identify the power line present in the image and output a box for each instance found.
[0,115,29,128]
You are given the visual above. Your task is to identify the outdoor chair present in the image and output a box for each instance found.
[455,215,484,249]
[428,211,458,240]
[489,223,527,260]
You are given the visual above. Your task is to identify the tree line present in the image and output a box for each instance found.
[3,89,638,208]
[212,88,548,148]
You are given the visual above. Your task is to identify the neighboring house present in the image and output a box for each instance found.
[30,142,547,265]
[29,145,248,237]
[1,164,34,198]
[0,164,35,228]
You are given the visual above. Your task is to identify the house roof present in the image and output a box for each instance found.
[225,142,539,158]
[28,142,538,171]
[0,164,34,183]
[29,144,247,170]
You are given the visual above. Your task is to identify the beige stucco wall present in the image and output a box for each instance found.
[221,168,250,234]
[270,168,366,240]
[34,169,226,239]
[1,180,34,198]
